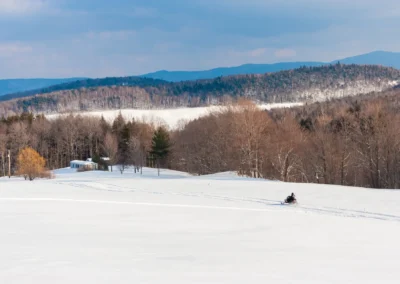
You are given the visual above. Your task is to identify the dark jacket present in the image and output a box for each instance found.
[285,194,296,203]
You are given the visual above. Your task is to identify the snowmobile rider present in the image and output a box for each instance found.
[285,193,296,204]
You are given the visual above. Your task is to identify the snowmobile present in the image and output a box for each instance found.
[281,193,297,205]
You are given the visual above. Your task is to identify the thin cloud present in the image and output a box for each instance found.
[85,30,137,41]
[0,0,45,14]
[131,6,158,18]
[249,48,268,57]
[275,48,296,58]
[0,43,32,57]
[229,48,269,58]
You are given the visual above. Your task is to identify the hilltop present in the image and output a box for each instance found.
[1,51,400,97]
[0,64,398,116]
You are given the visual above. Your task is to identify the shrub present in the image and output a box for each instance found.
[16,147,47,181]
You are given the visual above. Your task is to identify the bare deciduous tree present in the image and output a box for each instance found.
[103,132,118,172]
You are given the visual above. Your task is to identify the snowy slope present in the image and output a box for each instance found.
[0,167,399,283]
[44,103,303,129]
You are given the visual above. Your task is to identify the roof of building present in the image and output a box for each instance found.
[70,160,97,165]
[85,157,109,162]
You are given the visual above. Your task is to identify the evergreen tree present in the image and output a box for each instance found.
[117,123,132,173]
[111,112,125,134]
[150,127,171,176]
[92,154,108,171]
[111,113,133,173]
[99,115,110,135]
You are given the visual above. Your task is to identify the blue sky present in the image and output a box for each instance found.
[0,0,399,78]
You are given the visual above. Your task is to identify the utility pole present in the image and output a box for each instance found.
[1,152,5,177]
[7,150,10,178]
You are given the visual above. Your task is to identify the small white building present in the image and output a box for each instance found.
[70,160,98,170]
[86,157,109,162]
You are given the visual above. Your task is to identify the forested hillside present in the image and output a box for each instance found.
[0,77,166,102]
[0,64,398,116]
[172,88,400,188]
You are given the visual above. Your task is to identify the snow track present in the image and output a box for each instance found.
[7,177,400,223]
[0,197,279,213]
[2,193,400,223]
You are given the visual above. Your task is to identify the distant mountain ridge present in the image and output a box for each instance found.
[337,51,400,67]
[1,50,400,97]
[0,77,167,102]
[0,78,86,97]
[141,51,400,82]
[141,62,324,82]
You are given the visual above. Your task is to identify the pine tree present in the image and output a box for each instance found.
[111,112,125,138]
[111,114,132,173]
[150,127,171,176]
[117,123,132,173]
[99,115,110,135]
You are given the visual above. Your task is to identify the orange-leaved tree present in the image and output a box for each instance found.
[17,147,46,181]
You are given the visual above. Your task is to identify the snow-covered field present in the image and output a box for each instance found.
[1,167,400,283]
[44,103,303,129]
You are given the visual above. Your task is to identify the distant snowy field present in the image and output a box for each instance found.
[1,167,400,283]
[44,103,303,129]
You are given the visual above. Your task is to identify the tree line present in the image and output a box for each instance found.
[170,90,400,189]
[2,88,400,189]
[0,112,171,178]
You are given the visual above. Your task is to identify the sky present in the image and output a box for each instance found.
[0,0,400,78]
